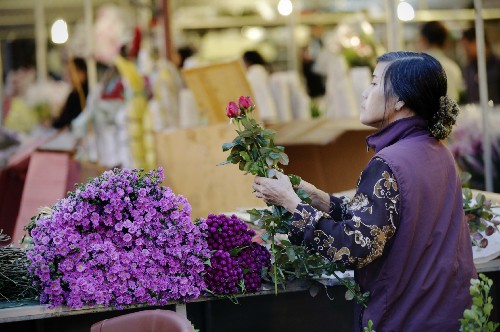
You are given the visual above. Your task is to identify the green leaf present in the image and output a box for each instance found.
[227,153,242,164]
[260,232,270,242]
[309,285,320,297]
[229,246,247,257]
[463,188,473,201]
[222,142,236,151]
[243,161,253,172]
[461,172,472,185]
[256,136,269,147]
[267,168,276,178]
[241,117,253,130]
[269,151,281,160]
[249,162,261,175]
[246,208,262,217]
[261,129,276,138]
[278,152,289,166]
[484,303,493,316]
[286,246,297,262]
[240,151,251,161]
[476,194,485,206]
[239,129,254,138]
[345,289,355,301]
[463,309,474,320]
[230,144,245,153]
[289,174,301,186]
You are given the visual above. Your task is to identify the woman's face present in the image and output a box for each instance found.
[360,62,398,128]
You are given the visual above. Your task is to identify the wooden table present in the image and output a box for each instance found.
[1,262,500,332]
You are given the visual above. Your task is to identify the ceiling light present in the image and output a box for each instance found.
[51,19,68,44]
[277,0,293,16]
[397,1,415,22]
[242,26,265,41]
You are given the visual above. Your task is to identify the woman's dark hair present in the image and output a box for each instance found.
[177,46,195,68]
[72,57,88,74]
[378,51,446,122]
[378,51,459,139]
[243,50,267,66]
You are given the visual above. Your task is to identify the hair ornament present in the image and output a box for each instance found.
[428,96,460,140]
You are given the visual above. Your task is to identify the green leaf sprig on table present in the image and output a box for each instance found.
[460,273,499,332]
[462,187,500,248]
[220,96,368,306]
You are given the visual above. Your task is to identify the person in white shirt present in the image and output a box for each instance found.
[419,21,464,102]
[242,50,278,122]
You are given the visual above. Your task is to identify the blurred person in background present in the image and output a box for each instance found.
[461,27,500,104]
[301,24,326,99]
[52,57,89,129]
[419,21,463,102]
[242,50,278,122]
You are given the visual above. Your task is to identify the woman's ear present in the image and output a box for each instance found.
[395,100,405,111]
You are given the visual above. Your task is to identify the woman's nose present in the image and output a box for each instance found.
[361,89,368,99]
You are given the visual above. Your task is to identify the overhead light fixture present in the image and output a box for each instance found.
[277,0,293,16]
[242,26,265,41]
[397,1,415,22]
[51,19,69,44]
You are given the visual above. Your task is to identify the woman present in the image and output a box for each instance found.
[252,52,476,331]
[242,50,278,122]
[52,57,89,129]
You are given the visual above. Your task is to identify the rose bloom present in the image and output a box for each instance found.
[238,96,253,110]
[226,101,241,118]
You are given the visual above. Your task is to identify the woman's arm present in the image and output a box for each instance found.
[295,179,330,213]
[289,157,400,269]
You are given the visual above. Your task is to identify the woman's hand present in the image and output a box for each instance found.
[253,172,301,213]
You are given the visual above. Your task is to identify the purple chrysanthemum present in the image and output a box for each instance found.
[26,168,210,309]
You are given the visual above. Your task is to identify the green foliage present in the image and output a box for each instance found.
[364,320,376,332]
[310,102,322,119]
[460,274,499,332]
[463,188,495,234]
[221,98,368,306]
[462,187,500,248]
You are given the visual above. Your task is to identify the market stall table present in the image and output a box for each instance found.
[2,261,500,332]
[0,278,357,332]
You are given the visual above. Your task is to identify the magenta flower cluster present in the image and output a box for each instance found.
[26,168,210,309]
[202,214,271,294]
[225,96,254,118]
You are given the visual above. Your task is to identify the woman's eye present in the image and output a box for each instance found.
[370,82,376,86]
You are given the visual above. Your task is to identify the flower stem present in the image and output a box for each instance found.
[271,233,278,295]
[330,271,367,308]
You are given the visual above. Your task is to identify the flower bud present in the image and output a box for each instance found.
[226,101,241,118]
[486,225,495,236]
[238,96,253,110]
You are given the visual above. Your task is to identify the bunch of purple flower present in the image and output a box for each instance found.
[202,214,271,295]
[26,168,210,309]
